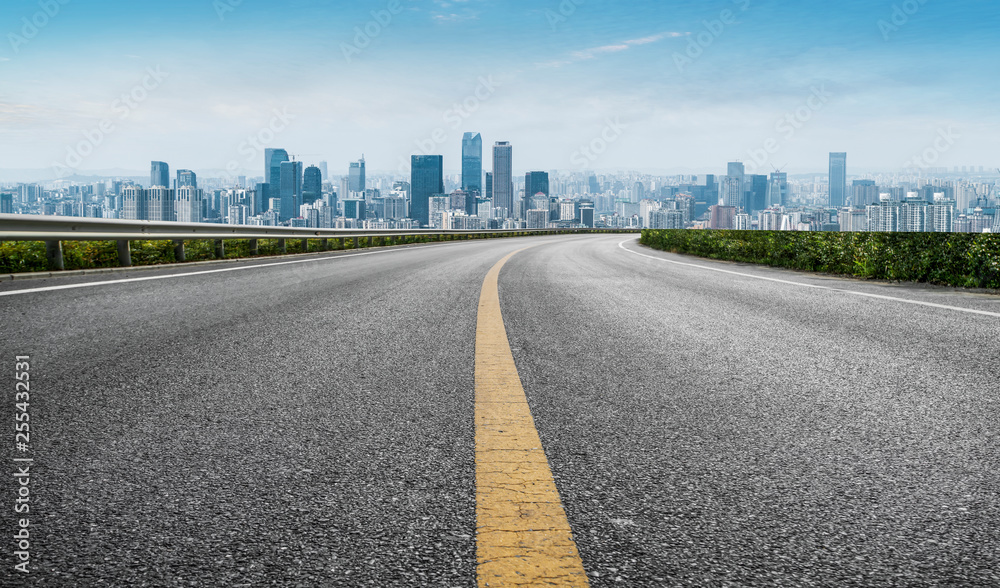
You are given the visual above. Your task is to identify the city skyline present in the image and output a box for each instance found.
[0,1,997,177]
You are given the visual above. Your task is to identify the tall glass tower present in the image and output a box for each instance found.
[722,161,745,209]
[525,171,549,198]
[829,152,847,208]
[767,172,788,208]
[264,148,289,213]
[349,156,366,195]
[279,160,303,222]
[176,169,197,190]
[303,165,322,205]
[462,133,483,194]
[411,155,444,228]
[492,142,513,219]
[150,161,169,188]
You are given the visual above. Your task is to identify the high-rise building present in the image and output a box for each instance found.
[318,161,329,182]
[279,160,303,222]
[525,171,550,199]
[767,172,788,208]
[0,193,13,214]
[839,208,868,232]
[709,205,736,230]
[150,161,169,188]
[176,169,197,190]
[462,133,483,194]
[349,156,366,194]
[722,162,745,208]
[485,172,493,201]
[147,187,174,221]
[852,180,878,208]
[829,152,847,208]
[303,165,322,205]
[492,142,513,219]
[411,155,444,227]
[264,148,289,214]
[748,175,768,214]
[175,187,203,223]
[867,202,900,232]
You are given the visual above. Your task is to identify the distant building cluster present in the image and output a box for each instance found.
[696,155,999,234]
[3,148,998,234]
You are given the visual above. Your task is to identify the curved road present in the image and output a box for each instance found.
[1,234,998,587]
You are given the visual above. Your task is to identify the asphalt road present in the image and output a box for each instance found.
[1,234,998,587]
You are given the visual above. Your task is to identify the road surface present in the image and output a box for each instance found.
[1,234,998,586]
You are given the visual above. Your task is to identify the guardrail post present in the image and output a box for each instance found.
[320,238,328,251]
[249,239,259,256]
[214,239,225,259]
[173,240,185,263]
[353,237,360,249]
[117,240,132,267]
[45,240,64,271]
[301,239,308,252]
[279,239,287,254]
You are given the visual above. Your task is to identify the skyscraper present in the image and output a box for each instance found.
[485,172,493,201]
[492,142,513,219]
[768,172,788,208]
[121,186,147,220]
[852,180,878,208]
[525,171,550,199]
[722,162,745,209]
[264,148,289,213]
[318,161,329,182]
[279,160,303,222]
[150,161,169,188]
[176,169,197,190]
[462,133,483,194]
[303,165,322,205]
[829,152,847,208]
[349,156,366,195]
[175,187,203,223]
[748,175,768,214]
[411,155,444,227]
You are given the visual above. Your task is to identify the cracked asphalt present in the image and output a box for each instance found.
[1,234,998,587]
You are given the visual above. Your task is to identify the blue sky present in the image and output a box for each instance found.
[0,0,997,177]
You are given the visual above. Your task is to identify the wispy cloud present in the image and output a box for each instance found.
[539,31,688,68]
[430,0,481,23]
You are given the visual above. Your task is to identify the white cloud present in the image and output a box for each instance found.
[539,31,688,68]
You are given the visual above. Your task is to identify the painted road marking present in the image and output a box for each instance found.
[475,248,590,587]
[619,239,1000,319]
[0,243,458,298]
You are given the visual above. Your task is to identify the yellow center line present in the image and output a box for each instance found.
[475,247,590,587]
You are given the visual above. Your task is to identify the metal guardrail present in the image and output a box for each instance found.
[0,213,639,272]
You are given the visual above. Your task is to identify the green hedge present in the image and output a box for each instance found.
[640,230,1000,290]
[0,230,638,274]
